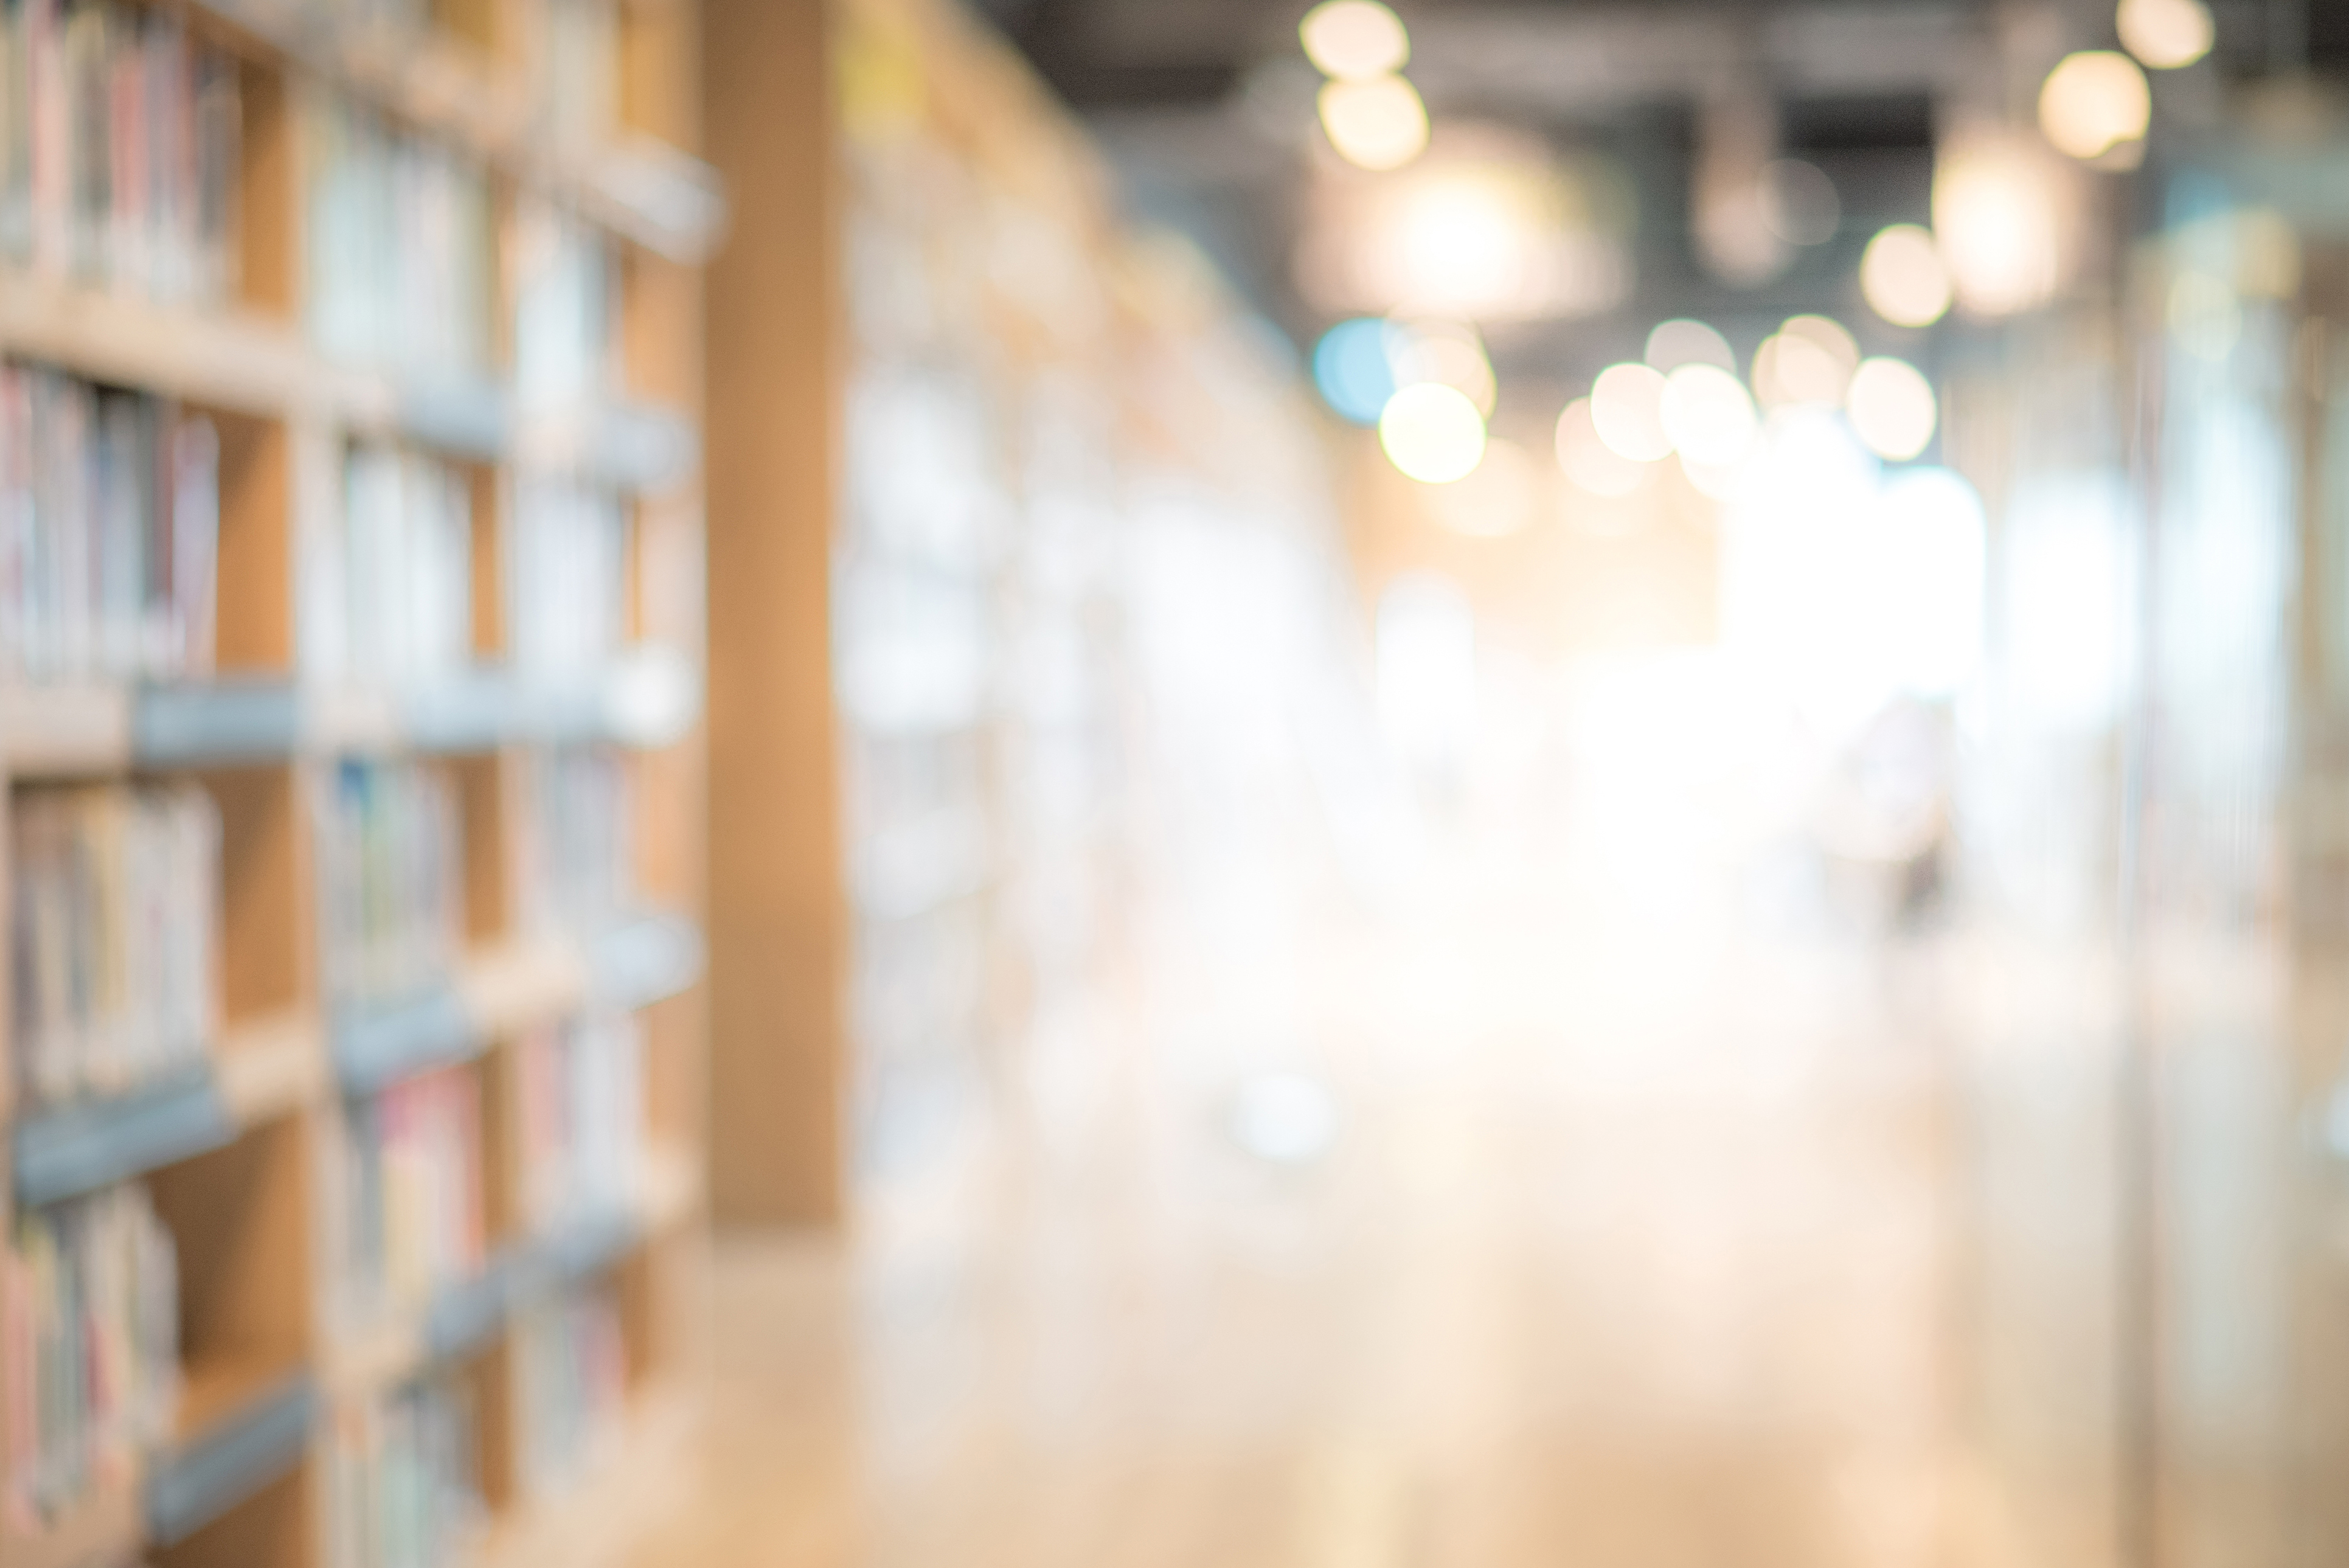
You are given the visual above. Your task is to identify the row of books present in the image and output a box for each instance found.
[1,1182,178,1523]
[510,1285,624,1499]
[0,0,240,306]
[516,747,632,940]
[510,193,621,406]
[341,1064,485,1323]
[0,366,219,682]
[310,442,476,688]
[316,760,462,1008]
[507,476,628,676]
[512,1011,643,1233]
[10,782,218,1111]
[324,1372,481,1568]
[305,94,494,378]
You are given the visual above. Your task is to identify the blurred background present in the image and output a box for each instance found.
[5,0,2348,1564]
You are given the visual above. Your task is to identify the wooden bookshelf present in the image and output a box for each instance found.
[0,0,715,1564]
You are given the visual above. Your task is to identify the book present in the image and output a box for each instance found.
[340,1063,484,1324]
[310,442,473,688]
[505,475,626,676]
[513,1010,642,1233]
[510,1284,623,1498]
[314,760,462,1008]
[0,0,236,302]
[325,1369,481,1568]
[1,1181,177,1525]
[0,361,218,682]
[303,94,490,376]
[9,780,220,1111]
[509,193,619,408]
[515,745,631,940]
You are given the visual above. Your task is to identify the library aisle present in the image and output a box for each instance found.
[612,845,1994,1568]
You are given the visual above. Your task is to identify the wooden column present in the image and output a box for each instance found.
[702,0,850,1224]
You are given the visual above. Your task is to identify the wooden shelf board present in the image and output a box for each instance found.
[175,1353,304,1445]
[213,1012,327,1127]
[1,651,706,781]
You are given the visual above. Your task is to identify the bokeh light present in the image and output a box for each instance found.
[1860,225,1954,328]
[1846,356,1938,460]
[1428,435,1539,536]
[1312,317,1398,425]
[2118,0,2214,69]
[1933,136,2063,316]
[1589,363,1672,463]
[1645,319,1735,375]
[1299,0,1410,82]
[1751,316,1858,409]
[1554,397,1647,498]
[1380,381,1488,482]
[1659,363,1758,467]
[2038,50,2151,161]
[1389,320,1497,414]
[1318,75,1429,171]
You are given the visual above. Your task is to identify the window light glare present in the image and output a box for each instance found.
[2118,0,2214,69]
[1300,0,1410,82]
[1317,75,1430,171]
[2038,50,2151,161]
[1861,224,1954,328]
[1379,382,1488,484]
[1846,356,1938,461]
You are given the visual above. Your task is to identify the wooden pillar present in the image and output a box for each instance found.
[703,0,850,1224]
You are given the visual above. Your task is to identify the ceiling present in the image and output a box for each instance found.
[979,0,2345,387]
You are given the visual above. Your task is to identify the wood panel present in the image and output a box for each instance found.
[703,0,848,1226]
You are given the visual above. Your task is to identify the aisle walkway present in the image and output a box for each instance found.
[616,878,1985,1568]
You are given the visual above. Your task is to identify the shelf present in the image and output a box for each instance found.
[13,1069,238,1210]
[0,272,701,487]
[146,1370,316,1549]
[2,650,705,780]
[185,0,726,262]
[334,914,704,1097]
[325,1146,703,1398]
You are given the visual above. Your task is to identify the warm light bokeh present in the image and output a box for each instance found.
[1317,75,1429,171]
[1861,224,1954,328]
[1299,0,1410,82]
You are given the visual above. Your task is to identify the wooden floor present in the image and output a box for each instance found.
[594,867,2054,1568]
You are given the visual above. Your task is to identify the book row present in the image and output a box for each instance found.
[325,1369,479,1568]
[10,780,218,1111]
[0,365,219,683]
[1,1181,178,1524]
[340,1062,484,1325]
[510,1285,623,1498]
[316,759,463,1010]
[0,0,240,307]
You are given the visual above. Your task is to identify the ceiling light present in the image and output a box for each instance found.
[1860,224,1954,327]
[2117,0,2214,69]
[1300,1,1410,82]
[1380,382,1487,483]
[1318,75,1429,171]
[1933,133,2064,316]
[2039,50,2151,161]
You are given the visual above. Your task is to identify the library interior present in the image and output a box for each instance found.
[0,0,2345,1563]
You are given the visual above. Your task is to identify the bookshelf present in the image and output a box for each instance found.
[0,0,716,1566]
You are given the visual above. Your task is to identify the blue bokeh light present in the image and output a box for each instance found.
[1313,317,1397,425]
